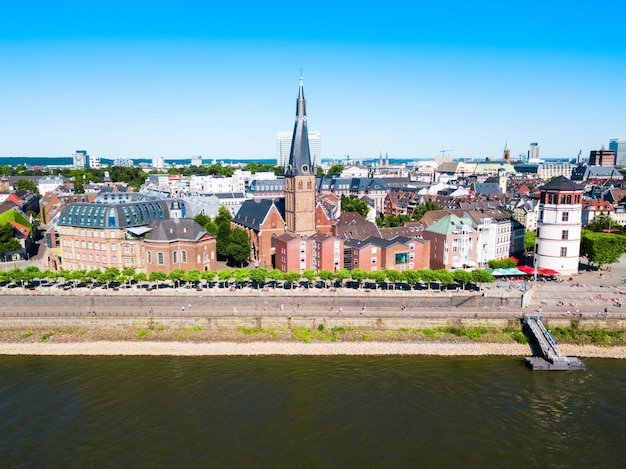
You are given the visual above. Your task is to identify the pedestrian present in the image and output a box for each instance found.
[188,303,192,310]
[233,305,238,313]
[280,303,284,311]
[148,307,153,315]
[182,305,185,312]
[297,302,301,309]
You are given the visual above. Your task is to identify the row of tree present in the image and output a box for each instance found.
[0,265,495,290]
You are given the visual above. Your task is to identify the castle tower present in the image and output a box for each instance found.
[503,140,510,163]
[534,176,583,275]
[284,75,316,235]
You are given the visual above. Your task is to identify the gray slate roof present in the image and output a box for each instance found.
[145,218,208,243]
[233,199,285,231]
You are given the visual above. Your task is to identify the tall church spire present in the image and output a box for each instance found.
[285,75,313,177]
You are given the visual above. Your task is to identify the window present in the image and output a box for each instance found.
[181,251,187,263]
[561,230,569,240]
[111,243,117,251]
[395,252,409,264]
[157,252,164,265]
[372,257,377,264]
[173,251,178,264]
[147,251,152,264]
[560,247,567,257]
[562,212,569,222]
[539,210,544,221]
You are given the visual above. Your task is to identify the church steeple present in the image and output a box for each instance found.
[284,74,317,235]
[285,75,313,177]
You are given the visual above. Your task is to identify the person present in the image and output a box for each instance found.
[148,307,153,315]
[233,305,238,313]
[181,305,185,312]
[361,305,366,315]
[188,303,192,310]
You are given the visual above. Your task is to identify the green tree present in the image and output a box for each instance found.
[586,213,614,232]
[452,269,471,288]
[301,269,317,287]
[326,164,344,177]
[149,270,168,289]
[282,271,301,289]
[227,228,251,267]
[340,195,370,218]
[350,268,367,286]
[14,179,39,193]
[201,270,217,286]
[318,269,335,288]
[580,231,626,268]
[412,201,443,221]
[524,231,536,252]
[215,206,233,259]
[334,268,350,288]
[470,269,495,284]
[168,268,185,288]
[0,223,21,258]
[249,268,268,288]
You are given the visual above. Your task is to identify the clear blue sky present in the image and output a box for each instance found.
[1,1,625,161]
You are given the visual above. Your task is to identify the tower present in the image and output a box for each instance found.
[503,140,510,163]
[534,176,583,275]
[284,75,316,235]
[609,137,626,167]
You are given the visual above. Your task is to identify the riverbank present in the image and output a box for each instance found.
[1,340,624,358]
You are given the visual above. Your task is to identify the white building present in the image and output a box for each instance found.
[36,176,65,195]
[73,150,89,170]
[89,155,101,169]
[114,158,133,167]
[152,156,165,169]
[535,176,583,275]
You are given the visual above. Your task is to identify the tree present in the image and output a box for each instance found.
[470,269,495,284]
[580,231,626,268]
[350,268,367,286]
[15,179,39,193]
[249,268,268,288]
[0,223,21,258]
[149,270,168,289]
[412,201,443,221]
[227,228,251,267]
[340,195,370,218]
[282,271,301,289]
[301,269,317,287]
[168,268,185,288]
[586,213,614,232]
[452,269,471,288]
[524,231,536,252]
[318,269,334,288]
[334,268,350,288]
[326,164,344,177]
[201,270,217,286]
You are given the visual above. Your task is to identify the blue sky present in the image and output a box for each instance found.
[1,1,625,161]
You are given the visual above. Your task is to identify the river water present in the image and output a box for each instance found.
[1,356,624,468]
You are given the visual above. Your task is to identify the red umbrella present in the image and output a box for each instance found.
[517,265,535,274]
[538,268,560,275]
[509,256,519,263]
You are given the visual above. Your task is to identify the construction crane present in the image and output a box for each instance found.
[439,149,454,157]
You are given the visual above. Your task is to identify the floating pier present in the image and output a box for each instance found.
[522,314,586,370]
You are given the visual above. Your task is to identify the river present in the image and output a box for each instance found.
[1,356,624,468]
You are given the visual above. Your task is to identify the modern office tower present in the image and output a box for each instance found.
[534,176,583,276]
[72,150,90,170]
[276,131,321,168]
[191,156,203,167]
[589,149,616,166]
[528,142,540,162]
[609,137,626,166]
[152,156,165,169]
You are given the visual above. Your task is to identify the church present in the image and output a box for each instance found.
[232,77,339,270]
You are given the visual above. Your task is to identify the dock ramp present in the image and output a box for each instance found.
[522,315,585,370]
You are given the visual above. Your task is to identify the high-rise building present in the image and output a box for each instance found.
[609,137,626,167]
[284,76,316,235]
[589,149,616,167]
[152,156,165,169]
[73,150,90,170]
[528,142,540,162]
[276,131,320,168]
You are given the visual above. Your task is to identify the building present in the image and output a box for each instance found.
[422,214,480,270]
[609,137,626,167]
[57,199,192,272]
[276,131,321,168]
[589,149,615,167]
[528,142,540,162]
[534,176,583,276]
[143,218,216,274]
[273,233,312,273]
[503,140,510,163]
[73,150,90,170]
[284,76,316,236]
[344,236,430,272]
[152,156,165,169]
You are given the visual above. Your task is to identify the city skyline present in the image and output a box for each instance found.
[1,1,625,161]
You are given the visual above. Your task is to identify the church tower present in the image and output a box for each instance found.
[503,139,511,163]
[284,75,316,235]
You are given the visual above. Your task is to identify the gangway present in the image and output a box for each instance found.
[522,314,585,370]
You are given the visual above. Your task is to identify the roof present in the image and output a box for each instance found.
[540,175,583,191]
[233,199,285,231]
[424,213,476,235]
[285,77,313,177]
[145,218,209,243]
[334,212,381,240]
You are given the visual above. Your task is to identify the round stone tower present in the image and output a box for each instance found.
[534,176,583,275]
